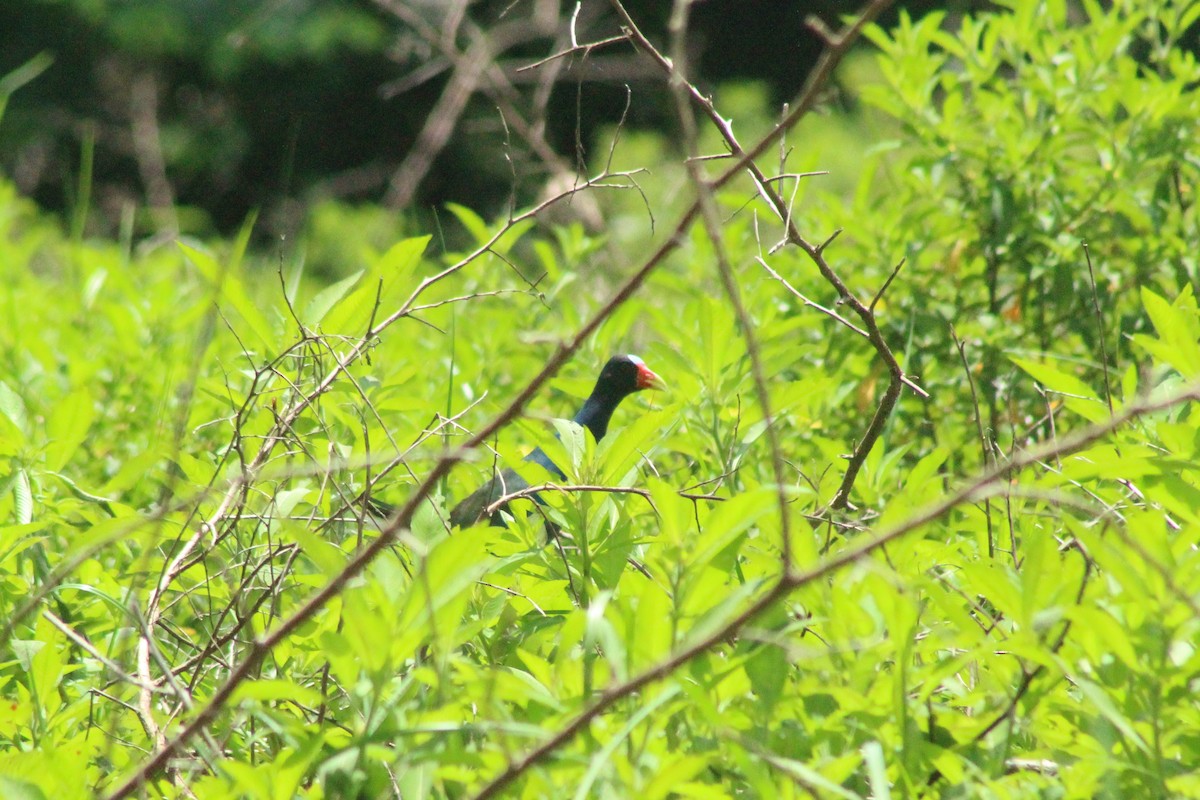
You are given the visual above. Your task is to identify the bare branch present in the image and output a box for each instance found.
[757,255,868,337]
[481,481,724,517]
[870,257,906,312]
[516,35,628,73]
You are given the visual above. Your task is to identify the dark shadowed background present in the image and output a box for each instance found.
[2,0,990,241]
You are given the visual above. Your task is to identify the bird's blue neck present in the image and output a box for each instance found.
[521,389,630,480]
[573,392,620,441]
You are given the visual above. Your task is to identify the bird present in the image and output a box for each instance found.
[447,353,664,529]
[361,354,662,530]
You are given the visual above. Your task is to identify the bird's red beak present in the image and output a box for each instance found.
[635,363,665,391]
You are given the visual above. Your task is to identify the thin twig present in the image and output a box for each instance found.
[1082,241,1115,416]
[870,258,906,312]
[516,34,628,72]
[44,611,162,692]
[482,481,724,516]
[952,326,995,558]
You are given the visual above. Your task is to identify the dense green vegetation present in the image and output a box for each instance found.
[3,1,1200,798]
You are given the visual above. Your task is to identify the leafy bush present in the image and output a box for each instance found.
[2,2,1200,799]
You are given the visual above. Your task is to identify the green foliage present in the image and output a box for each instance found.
[2,2,1200,799]
[851,0,1200,445]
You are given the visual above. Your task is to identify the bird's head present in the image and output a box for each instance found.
[595,354,665,398]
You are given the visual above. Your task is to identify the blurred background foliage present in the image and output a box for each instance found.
[4,0,997,247]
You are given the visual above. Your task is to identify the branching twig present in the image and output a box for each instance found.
[870,258,906,312]
[928,536,1094,786]
[481,481,724,517]
[44,610,161,692]
[952,326,995,558]
[516,35,628,73]
[374,0,585,210]
[611,0,915,518]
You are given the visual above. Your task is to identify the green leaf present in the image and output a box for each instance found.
[641,756,709,800]
[905,446,948,492]
[178,241,275,349]
[863,741,892,800]
[322,235,429,333]
[1139,286,1200,377]
[303,268,363,326]
[550,418,588,478]
[743,643,787,706]
[273,487,311,517]
[284,523,349,577]
[597,409,675,485]
[394,530,496,656]
[0,381,29,439]
[1060,445,1155,482]
[1072,676,1152,755]
[583,591,626,681]
[227,210,258,273]
[13,469,32,525]
[757,755,863,799]
[573,686,681,800]
[957,562,1021,619]
[44,388,95,472]
[232,678,325,708]
[1010,357,1108,421]
[29,626,66,716]
[629,578,673,667]
[445,202,490,245]
[689,487,775,572]
[0,776,47,800]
